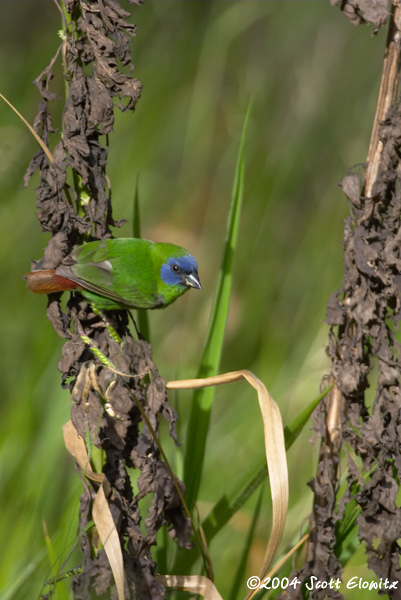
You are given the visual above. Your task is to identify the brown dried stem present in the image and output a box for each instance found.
[365,1,401,196]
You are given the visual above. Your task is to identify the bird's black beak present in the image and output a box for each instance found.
[185,272,202,290]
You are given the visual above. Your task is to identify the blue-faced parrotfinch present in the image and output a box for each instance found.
[24,238,201,310]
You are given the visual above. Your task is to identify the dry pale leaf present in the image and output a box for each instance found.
[167,369,288,598]
[63,420,125,600]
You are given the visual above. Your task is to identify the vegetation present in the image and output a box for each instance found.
[0,2,389,599]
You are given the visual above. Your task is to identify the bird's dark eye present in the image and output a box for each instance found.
[172,265,180,273]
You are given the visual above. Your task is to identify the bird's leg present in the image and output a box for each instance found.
[128,310,141,338]
[128,310,139,335]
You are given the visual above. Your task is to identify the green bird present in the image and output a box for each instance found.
[24,238,201,310]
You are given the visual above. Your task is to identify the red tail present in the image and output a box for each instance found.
[23,269,82,294]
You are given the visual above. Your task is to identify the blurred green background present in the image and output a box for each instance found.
[0,1,387,598]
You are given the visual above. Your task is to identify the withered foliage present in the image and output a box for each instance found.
[330,0,389,29]
[282,3,401,599]
[323,104,401,592]
[26,1,191,598]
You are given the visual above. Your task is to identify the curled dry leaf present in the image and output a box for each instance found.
[157,575,223,600]
[63,420,125,600]
[167,369,288,597]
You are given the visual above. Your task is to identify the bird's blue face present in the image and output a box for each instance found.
[161,255,201,289]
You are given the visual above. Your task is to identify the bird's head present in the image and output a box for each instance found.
[160,254,202,290]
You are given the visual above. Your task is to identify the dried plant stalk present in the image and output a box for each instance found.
[284,3,401,597]
[25,2,192,598]
[64,369,288,600]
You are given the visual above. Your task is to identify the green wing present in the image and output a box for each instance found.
[56,239,160,309]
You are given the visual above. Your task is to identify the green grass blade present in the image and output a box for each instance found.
[202,453,267,544]
[334,465,376,565]
[43,525,70,600]
[0,550,46,600]
[227,484,264,600]
[283,385,331,450]
[183,102,252,511]
[337,522,361,567]
[132,177,141,239]
[132,179,150,342]
[203,387,329,540]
